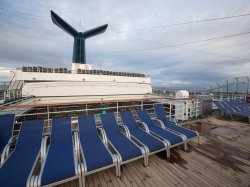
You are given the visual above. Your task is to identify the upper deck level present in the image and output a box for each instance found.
[20,66,147,78]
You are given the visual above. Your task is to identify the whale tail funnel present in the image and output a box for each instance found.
[51,10,108,64]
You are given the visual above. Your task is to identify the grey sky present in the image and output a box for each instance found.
[0,0,250,88]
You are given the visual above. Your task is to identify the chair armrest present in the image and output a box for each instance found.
[119,125,131,139]
[29,135,50,187]
[168,117,178,125]
[71,131,86,178]
[11,135,18,144]
[137,122,150,133]
[0,135,18,166]
[41,135,50,163]
[97,127,108,146]
[73,131,80,154]
[152,119,165,128]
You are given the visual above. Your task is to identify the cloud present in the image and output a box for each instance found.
[0,0,250,88]
[0,67,14,82]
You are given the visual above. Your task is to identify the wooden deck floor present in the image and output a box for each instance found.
[59,116,250,187]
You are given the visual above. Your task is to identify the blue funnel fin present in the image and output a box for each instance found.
[83,24,108,39]
[51,10,78,37]
[50,10,108,64]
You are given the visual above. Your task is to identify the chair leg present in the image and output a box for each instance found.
[81,175,85,187]
[144,155,148,167]
[116,163,121,177]
[166,148,170,158]
[79,163,84,187]
[184,142,188,151]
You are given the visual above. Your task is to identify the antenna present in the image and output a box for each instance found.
[51,11,108,64]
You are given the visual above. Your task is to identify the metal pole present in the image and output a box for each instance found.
[185,101,188,120]
[86,104,88,115]
[47,106,50,121]
[191,100,194,118]
[116,102,119,119]
[169,102,172,118]
[247,77,249,95]
[3,82,6,102]
[195,99,198,118]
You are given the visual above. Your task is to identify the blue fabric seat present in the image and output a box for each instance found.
[41,118,76,186]
[0,114,15,155]
[100,113,142,161]
[78,115,114,171]
[136,110,184,146]
[0,120,44,187]
[120,111,165,152]
[214,101,250,123]
[154,104,198,139]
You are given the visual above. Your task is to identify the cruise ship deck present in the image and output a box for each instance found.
[57,115,250,187]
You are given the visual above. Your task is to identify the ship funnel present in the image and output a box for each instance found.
[51,11,108,64]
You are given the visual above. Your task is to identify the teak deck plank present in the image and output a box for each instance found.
[149,156,187,186]
[59,116,250,187]
[97,171,108,187]
[164,154,214,186]
[182,153,235,186]
[125,163,150,187]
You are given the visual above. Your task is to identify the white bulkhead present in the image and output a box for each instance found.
[12,68,152,98]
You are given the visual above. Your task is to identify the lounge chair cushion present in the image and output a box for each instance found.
[136,110,183,145]
[120,111,165,152]
[130,129,164,152]
[0,114,15,155]
[101,113,142,161]
[41,118,75,186]
[0,120,43,187]
[79,115,113,171]
[154,104,197,139]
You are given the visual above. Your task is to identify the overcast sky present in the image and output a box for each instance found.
[0,0,250,88]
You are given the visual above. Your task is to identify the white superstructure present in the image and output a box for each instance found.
[6,63,152,104]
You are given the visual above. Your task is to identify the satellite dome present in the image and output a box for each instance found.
[175,90,189,99]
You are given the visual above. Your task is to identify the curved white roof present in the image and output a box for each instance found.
[175,90,189,99]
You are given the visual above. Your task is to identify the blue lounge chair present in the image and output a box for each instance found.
[77,115,118,184]
[0,120,44,187]
[0,114,15,162]
[136,109,187,154]
[214,101,250,123]
[120,111,169,161]
[38,117,82,187]
[100,113,146,176]
[153,104,199,143]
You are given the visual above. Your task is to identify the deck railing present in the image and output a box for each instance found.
[0,97,200,135]
[212,93,246,101]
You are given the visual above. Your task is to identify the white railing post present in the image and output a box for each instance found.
[185,100,188,120]
[85,104,88,115]
[195,99,198,118]
[169,101,172,117]
[116,102,119,119]
[47,106,50,121]
[192,99,195,118]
